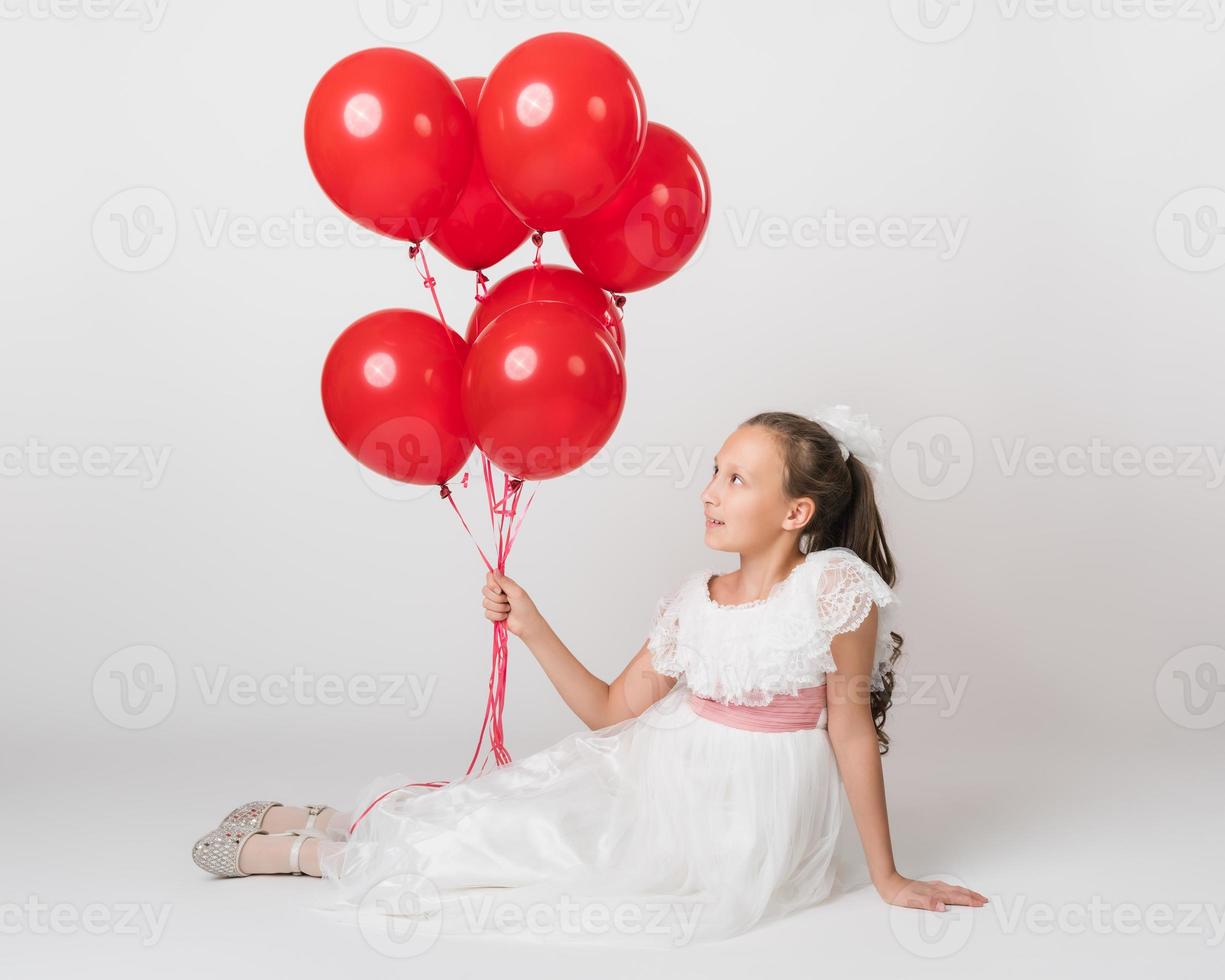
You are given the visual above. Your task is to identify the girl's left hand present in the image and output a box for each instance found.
[878,873,989,911]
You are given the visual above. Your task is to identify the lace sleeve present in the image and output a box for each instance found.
[816,551,901,693]
[645,573,698,678]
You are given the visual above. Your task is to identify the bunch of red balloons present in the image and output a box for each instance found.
[308,33,710,484]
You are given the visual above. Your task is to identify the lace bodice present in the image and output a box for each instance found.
[645,547,901,706]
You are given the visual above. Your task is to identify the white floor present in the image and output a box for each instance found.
[5,720,1221,977]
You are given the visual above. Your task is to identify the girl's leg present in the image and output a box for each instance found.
[258,805,340,833]
[238,835,327,876]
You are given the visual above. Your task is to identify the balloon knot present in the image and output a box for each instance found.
[613,294,627,309]
[530,232,544,247]
[422,276,437,288]
[408,244,420,259]
[438,483,452,500]
[508,477,524,492]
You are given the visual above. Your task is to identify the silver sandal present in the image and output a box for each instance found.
[192,824,329,878]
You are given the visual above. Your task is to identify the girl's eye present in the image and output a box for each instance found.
[714,465,742,486]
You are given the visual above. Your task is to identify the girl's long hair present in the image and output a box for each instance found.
[742,411,904,754]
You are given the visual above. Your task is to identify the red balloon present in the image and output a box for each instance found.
[305,48,473,242]
[462,301,626,480]
[428,77,531,270]
[322,310,473,485]
[466,264,624,356]
[561,122,711,292]
[476,33,648,232]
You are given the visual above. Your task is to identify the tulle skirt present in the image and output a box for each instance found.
[303,679,871,948]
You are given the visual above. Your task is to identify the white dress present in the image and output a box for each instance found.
[307,546,901,948]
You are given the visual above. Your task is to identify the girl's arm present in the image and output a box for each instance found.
[482,570,676,730]
[826,604,988,912]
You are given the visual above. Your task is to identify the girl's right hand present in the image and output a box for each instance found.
[482,570,544,641]
[878,873,989,911]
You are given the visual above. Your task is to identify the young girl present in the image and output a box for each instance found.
[191,407,987,946]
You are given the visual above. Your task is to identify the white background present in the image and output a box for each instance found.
[2,0,1223,975]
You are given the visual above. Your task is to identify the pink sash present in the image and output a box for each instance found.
[689,683,828,732]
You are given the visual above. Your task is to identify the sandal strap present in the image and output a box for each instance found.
[286,826,327,874]
[287,833,307,876]
[301,803,331,831]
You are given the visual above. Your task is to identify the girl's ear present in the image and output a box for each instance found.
[784,496,815,530]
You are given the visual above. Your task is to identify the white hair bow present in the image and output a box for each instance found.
[810,404,885,475]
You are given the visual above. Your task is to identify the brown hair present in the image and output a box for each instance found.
[742,411,904,754]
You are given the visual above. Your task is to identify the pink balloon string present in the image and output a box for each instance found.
[347,456,539,836]
[408,243,470,363]
[347,248,545,836]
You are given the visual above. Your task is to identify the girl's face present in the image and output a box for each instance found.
[700,425,812,553]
